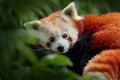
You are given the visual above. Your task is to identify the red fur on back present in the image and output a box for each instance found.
[82,12,120,50]
[83,12,120,34]
[81,12,120,80]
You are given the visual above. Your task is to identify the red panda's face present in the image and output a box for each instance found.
[24,2,83,53]
[38,13,79,53]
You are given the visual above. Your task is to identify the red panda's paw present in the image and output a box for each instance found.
[91,27,120,50]
[83,49,120,80]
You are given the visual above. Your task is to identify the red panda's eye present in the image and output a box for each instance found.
[62,33,68,39]
[49,37,55,42]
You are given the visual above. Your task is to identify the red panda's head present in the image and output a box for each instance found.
[24,2,84,53]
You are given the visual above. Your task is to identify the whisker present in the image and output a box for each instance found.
[35,48,52,52]
[69,33,92,51]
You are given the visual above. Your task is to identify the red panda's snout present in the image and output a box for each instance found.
[51,37,70,53]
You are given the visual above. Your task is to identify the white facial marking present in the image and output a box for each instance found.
[38,16,79,53]
[51,38,70,53]
[68,25,78,44]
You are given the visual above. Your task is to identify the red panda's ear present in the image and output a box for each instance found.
[61,2,84,20]
[24,20,41,30]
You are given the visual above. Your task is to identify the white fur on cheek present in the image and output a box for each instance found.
[55,16,78,46]
[68,25,78,45]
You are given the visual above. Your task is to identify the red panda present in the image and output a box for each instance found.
[24,2,120,80]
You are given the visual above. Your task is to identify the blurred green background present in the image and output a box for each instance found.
[108,0,120,12]
[0,0,119,80]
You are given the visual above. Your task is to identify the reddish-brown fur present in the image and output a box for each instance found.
[83,12,120,50]
[74,20,83,36]
[68,36,73,42]
[80,12,120,80]
[83,49,120,80]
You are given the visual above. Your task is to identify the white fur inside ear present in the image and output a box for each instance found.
[61,2,81,20]
[24,20,41,29]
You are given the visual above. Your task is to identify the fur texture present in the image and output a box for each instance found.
[82,13,120,80]
[83,13,120,50]
[83,49,120,80]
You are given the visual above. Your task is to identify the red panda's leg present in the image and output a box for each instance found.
[91,27,120,50]
[83,49,120,80]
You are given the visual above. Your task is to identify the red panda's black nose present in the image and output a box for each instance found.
[57,46,64,52]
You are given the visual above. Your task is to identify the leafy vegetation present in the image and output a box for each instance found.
[0,0,110,80]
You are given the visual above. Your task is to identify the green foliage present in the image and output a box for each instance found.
[31,54,81,80]
[0,0,110,80]
[40,54,73,66]
[82,72,107,80]
[60,0,110,14]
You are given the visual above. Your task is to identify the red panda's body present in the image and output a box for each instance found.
[42,12,120,80]
[47,9,120,80]
[81,13,120,80]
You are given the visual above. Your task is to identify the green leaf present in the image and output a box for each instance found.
[16,29,40,45]
[31,64,81,80]
[16,42,38,65]
[83,72,107,80]
[40,54,73,66]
